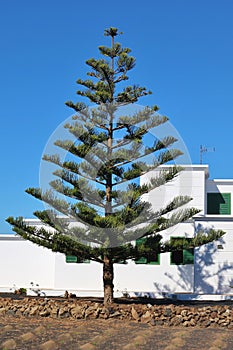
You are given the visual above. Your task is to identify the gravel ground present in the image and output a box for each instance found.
[1,314,233,350]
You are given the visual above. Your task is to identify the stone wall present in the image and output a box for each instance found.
[0,298,233,328]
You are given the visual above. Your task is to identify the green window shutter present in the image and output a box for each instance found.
[66,255,90,263]
[183,248,194,264]
[220,193,231,214]
[170,238,194,265]
[135,238,160,265]
[136,238,145,245]
[66,255,77,263]
[207,193,231,215]
[135,257,148,264]
[81,259,90,263]
[135,238,147,264]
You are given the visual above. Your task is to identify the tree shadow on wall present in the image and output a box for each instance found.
[153,224,233,297]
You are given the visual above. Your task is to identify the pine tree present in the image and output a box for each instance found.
[7,28,224,305]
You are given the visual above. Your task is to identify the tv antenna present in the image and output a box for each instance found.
[200,145,215,164]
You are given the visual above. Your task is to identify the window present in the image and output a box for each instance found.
[135,238,160,265]
[207,193,231,215]
[65,255,90,263]
[170,237,194,265]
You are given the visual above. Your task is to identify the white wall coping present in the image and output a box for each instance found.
[157,164,209,171]
[211,179,233,184]
[194,215,233,222]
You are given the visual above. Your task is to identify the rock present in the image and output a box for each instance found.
[0,307,6,315]
[181,309,188,317]
[210,311,218,319]
[101,307,110,315]
[170,315,183,326]
[131,306,139,321]
[60,311,70,318]
[29,306,39,316]
[23,307,31,316]
[70,305,84,319]
[0,296,233,328]
[150,318,156,326]
[219,319,230,326]
[39,340,58,350]
[175,306,182,315]
[164,307,172,317]
[57,333,72,343]
[132,335,146,346]
[84,306,98,319]
[222,309,231,317]
[109,311,122,318]
[95,307,101,318]
[20,332,35,342]
[50,307,59,317]
[79,343,96,350]
[141,310,152,323]
[34,326,46,335]
[6,310,15,316]
[3,325,14,332]
[1,339,17,349]
[39,309,51,317]
[202,320,211,327]
[189,319,197,327]
[15,310,22,316]
[58,307,70,318]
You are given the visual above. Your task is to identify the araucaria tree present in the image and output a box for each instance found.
[7,28,224,305]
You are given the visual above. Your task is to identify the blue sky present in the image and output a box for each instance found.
[1,0,233,233]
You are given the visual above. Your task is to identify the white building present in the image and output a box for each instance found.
[1,165,233,300]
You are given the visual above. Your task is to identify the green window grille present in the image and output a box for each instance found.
[170,237,194,265]
[65,255,90,263]
[135,238,160,265]
[207,193,231,215]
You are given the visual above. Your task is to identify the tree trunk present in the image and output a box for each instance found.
[103,255,114,305]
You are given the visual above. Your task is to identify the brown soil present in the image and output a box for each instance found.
[0,313,233,350]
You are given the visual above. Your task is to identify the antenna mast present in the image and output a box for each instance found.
[200,145,215,164]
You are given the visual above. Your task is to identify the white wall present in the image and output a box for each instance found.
[192,179,233,294]
[0,237,55,290]
[142,166,206,213]
[0,232,194,297]
[2,165,233,298]
[194,219,233,294]
[0,167,202,296]
[54,254,103,293]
